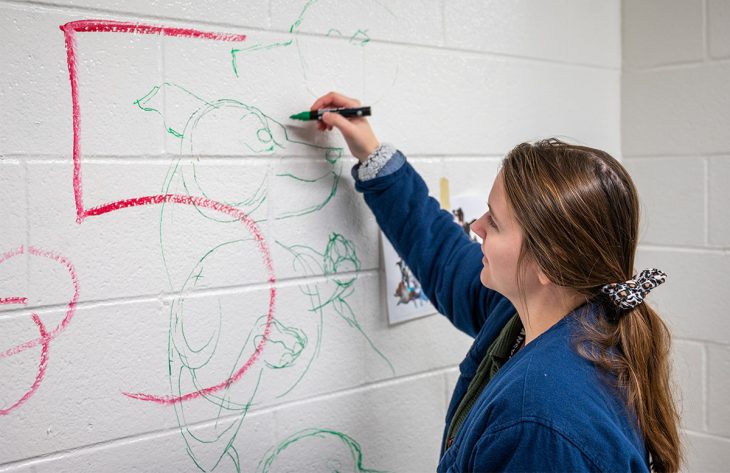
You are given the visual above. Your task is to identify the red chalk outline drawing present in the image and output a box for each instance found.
[59,20,276,404]
[0,314,50,416]
[0,297,28,305]
[59,19,248,224]
[0,245,79,415]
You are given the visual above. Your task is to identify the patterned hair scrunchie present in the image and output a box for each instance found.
[601,268,667,310]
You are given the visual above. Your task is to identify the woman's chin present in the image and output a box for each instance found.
[479,268,492,289]
[480,268,504,294]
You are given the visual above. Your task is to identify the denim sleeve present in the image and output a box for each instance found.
[353,152,508,337]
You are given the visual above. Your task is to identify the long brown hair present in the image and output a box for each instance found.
[501,138,681,472]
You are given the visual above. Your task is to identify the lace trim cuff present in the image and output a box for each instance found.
[357,142,397,181]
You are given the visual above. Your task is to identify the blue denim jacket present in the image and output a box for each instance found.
[353,151,649,472]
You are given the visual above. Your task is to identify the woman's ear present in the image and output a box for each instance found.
[537,268,552,286]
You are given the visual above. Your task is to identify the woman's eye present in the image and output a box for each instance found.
[487,215,498,229]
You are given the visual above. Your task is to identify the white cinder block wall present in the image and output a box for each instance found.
[624,0,730,471]
[1,1,619,472]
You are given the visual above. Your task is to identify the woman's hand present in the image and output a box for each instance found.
[310,92,380,163]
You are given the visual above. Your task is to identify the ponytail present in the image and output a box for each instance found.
[577,302,682,472]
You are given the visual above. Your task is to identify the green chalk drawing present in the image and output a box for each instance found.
[127,3,403,471]
[133,82,361,471]
[277,233,395,396]
[230,40,294,77]
[165,239,310,472]
[135,80,344,469]
[230,0,398,101]
[135,82,343,225]
[258,428,386,473]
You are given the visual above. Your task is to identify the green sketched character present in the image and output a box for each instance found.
[133,82,347,471]
[258,428,386,473]
[167,240,309,472]
[277,232,394,397]
[135,82,343,225]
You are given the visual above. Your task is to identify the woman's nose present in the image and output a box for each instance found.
[472,215,487,239]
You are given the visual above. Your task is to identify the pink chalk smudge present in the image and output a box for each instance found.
[60,20,274,405]
[59,20,247,224]
[0,297,27,305]
[62,19,248,42]
[0,246,80,361]
[0,314,50,416]
[0,245,25,265]
[86,194,277,405]
[0,246,76,416]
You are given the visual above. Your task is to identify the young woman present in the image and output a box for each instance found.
[309,92,682,472]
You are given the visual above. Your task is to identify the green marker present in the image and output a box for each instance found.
[290,106,371,121]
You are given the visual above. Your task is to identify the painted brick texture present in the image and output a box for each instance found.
[623,0,730,470]
[2,1,623,471]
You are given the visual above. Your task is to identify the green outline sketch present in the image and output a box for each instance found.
[133,82,349,471]
[277,233,395,390]
[166,240,309,472]
[230,0,397,84]
[127,2,403,468]
[258,428,386,473]
[135,82,343,225]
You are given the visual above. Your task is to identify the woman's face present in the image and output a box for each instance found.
[471,171,538,300]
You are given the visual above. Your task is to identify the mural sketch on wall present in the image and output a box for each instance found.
[3,5,398,469]
[134,81,343,223]
[277,233,395,385]
[54,20,288,470]
[131,77,376,468]
[0,246,79,416]
[59,20,277,410]
[55,22,282,470]
[163,274,309,471]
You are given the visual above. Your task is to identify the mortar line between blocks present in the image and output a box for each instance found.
[624,56,730,74]
[247,366,461,419]
[0,366,459,470]
[679,428,730,441]
[0,0,620,71]
[704,157,710,246]
[703,0,709,63]
[267,0,273,29]
[624,152,730,159]
[0,268,379,317]
[701,342,709,432]
[675,336,728,346]
[23,158,30,275]
[637,244,729,254]
[439,0,446,47]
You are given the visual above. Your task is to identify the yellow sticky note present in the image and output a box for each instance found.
[439,177,450,210]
